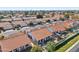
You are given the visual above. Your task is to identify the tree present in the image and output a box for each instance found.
[28,22,34,26]
[36,15,43,19]
[45,41,56,52]
[0,16,4,19]
[31,45,43,52]
[59,18,65,21]
[46,20,51,23]
[64,14,69,19]
[37,21,43,25]
[15,25,21,30]
[25,12,28,16]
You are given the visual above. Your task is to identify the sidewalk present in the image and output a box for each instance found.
[66,40,79,52]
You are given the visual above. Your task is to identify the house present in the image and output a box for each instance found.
[12,21,27,27]
[0,18,12,22]
[48,20,75,32]
[12,17,22,21]
[3,30,18,37]
[0,32,32,52]
[62,20,74,29]
[27,27,53,46]
[0,22,13,30]
[49,22,66,32]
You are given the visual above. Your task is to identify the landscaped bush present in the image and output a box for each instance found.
[15,25,21,30]
[45,41,56,52]
[31,45,43,52]
[0,35,4,40]
[46,20,51,23]
[37,21,43,25]
[28,22,34,26]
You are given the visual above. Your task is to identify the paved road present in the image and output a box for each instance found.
[69,43,79,52]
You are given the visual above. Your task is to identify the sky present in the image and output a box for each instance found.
[0,7,79,11]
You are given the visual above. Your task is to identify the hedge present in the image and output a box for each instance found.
[55,32,79,50]
[56,35,79,52]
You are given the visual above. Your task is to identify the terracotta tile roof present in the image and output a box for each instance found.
[0,32,31,52]
[51,14,64,20]
[49,23,66,32]
[31,28,52,41]
[49,20,75,32]
[0,22,13,29]
[12,21,27,27]
[62,20,74,29]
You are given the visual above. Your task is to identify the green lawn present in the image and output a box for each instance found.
[56,35,79,52]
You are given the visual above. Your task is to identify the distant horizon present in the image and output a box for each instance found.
[0,7,79,11]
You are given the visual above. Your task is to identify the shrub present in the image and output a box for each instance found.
[55,33,79,50]
[15,25,21,30]
[45,41,56,52]
[0,35,4,40]
[28,22,34,26]
[31,45,43,52]
[56,34,79,52]
[46,20,51,23]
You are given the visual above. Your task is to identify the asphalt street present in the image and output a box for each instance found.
[69,43,79,52]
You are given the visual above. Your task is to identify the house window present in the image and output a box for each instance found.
[28,35,32,39]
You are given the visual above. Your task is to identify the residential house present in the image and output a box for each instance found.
[12,21,27,28]
[27,27,53,46]
[0,32,32,52]
[0,22,13,30]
